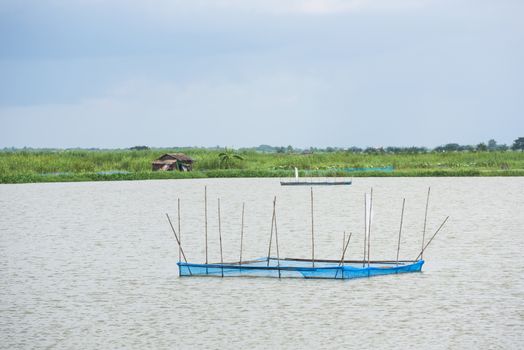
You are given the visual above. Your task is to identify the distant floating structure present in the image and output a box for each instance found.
[280,168,353,186]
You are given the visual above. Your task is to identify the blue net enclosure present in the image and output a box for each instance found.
[178,258,424,280]
[167,185,448,282]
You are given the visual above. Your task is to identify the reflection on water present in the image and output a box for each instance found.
[1,178,523,349]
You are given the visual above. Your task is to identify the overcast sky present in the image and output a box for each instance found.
[0,0,522,148]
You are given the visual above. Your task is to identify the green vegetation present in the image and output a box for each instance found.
[0,147,523,184]
[218,148,244,169]
[512,137,524,151]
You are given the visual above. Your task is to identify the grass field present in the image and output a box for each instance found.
[1,149,523,183]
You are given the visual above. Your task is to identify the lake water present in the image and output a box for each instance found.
[1,178,523,349]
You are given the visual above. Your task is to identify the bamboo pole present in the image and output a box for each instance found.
[239,202,245,266]
[415,216,449,260]
[396,198,406,267]
[204,186,208,265]
[165,213,192,275]
[342,232,346,271]
[339,232,352,265]
[421,187,431,260]
[335,232,352,279]
[218,198,224,277]
[311,187,315,268]
[283,257,417,264]
[178,198,181,264]
[273,197,281,278]
[342,232,346,262]
[363,193,367,267]
[266,198,276,267]
[367,188,373,268]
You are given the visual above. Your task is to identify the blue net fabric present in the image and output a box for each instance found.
[177,258,424,280]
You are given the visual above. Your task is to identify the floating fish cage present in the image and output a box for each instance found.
[178,258,424,279]
[167,187,448,281]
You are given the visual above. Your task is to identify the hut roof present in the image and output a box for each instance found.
[154,153,194,163]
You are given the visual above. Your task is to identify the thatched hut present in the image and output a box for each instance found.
[152,153,194,171]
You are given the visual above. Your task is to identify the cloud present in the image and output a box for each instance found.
[7,0,432,17]
[281,0,432,15]
[187,0,432,15]
[0,74,330,148]
[1,0,522,148]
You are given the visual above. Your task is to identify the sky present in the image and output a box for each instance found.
[0,0,523,149]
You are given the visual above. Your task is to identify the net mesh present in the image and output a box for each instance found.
[178,258,424,279]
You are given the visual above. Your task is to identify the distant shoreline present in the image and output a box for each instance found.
[1,149,523,184]
[2,169,524,185]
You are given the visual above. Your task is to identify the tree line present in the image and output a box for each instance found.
[2,138,523,154]
[251,138,524,154]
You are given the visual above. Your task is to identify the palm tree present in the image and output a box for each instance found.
[218,148,244,169]
[512,137,524,151]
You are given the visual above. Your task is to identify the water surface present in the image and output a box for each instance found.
[1,178,523,349]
